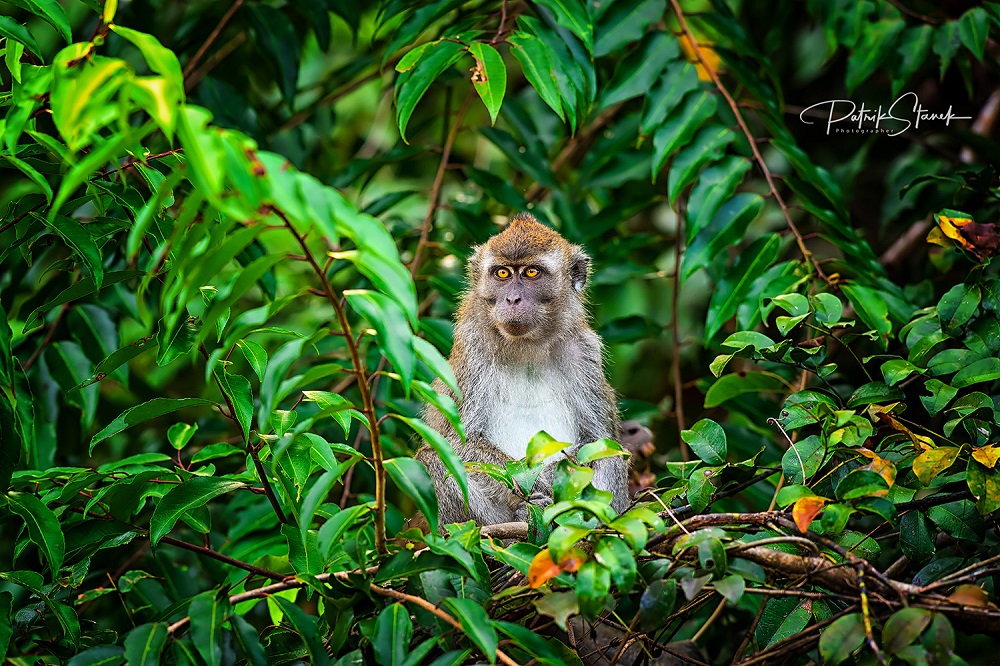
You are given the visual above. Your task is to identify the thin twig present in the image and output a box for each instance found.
[182,0,246,82]
[409,91,474,277]
[672,202,689,460]
[370,584,522,666]
[275,207,389,553]
[158,535,286,582]
[667,0,829,284]
[24,302,71,371]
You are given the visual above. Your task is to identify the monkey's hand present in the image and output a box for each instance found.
[514,491,553,522]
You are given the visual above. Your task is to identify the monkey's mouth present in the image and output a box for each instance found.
[497,321,534,338]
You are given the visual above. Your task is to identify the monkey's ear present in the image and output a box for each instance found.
[569,249,590,292]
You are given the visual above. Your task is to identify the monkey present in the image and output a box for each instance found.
[416,213,630,527]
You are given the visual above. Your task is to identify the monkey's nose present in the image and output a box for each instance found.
[506,294,521,305]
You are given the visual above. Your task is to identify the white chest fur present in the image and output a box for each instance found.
[485,363,578,460]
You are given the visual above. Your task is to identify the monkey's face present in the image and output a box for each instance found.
[484,259,561,338]
[467,214,591,341]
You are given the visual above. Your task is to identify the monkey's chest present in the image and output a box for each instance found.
[484,369,578,461]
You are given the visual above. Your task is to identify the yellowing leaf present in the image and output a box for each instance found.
[972,444,1000,469]
[676,32,721,82]
[858,448,896,491]
[792,496,826,533]
[912,447,960,486]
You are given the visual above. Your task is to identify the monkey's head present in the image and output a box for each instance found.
[466,213,590,341]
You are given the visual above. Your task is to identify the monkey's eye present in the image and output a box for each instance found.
[494,267,512,280]
[523,267,540,279]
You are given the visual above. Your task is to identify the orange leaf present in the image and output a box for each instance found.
[792,496,826,533]
[948,584,990,607]
[972,444,1000,469]
[528,548,585,588]
[528,549,561,589]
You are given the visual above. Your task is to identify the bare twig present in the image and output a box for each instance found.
[409,91,474,277]
[667,0,829,284]
[275,208,389,553]
[183,0,245,82]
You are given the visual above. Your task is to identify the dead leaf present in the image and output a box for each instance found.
[858,448,896,492]
[948,584,991,607]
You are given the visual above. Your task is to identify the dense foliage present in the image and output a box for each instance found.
[2,0,1000,664]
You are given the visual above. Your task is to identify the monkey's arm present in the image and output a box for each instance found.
[574,338,631,514]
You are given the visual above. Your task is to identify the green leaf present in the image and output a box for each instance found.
[526,430,569,466]
[704,371,786,408]
[3,154,52,202]
[110,25,184,137]
[952,357,1000,388]
[374,603,413,666]
[467,42,506,124]
[24,0,72,43]
[680,418,727,465]
[715,574,745,604]
[652,89,717,177]
[937,283,980,333]
[881,359,923,386]
[90,398,216,453]
[602,32,678,108]
[8,493,64,573]
[966,459,1000,515]
[921,379,958,417]
[0,16,41,58]
[441,598,498,664]
[214,368,253,442]
[593,536,636,592]
[393,415,468,506]
[927,500,982,541]
[149,477,246,545]
[345,290,416,389]
[271,596,331,666]
[509,32,565,121]
[847,381,903,408]
[246,5,299,103]
[883,607,932,655]
[846,20,904,92]
[189,588,232,666]
[576,438,627,464]
[594,0,666,56]
[637,579,676,632]
[575,559,611,620]
[781,435,824,485]
[394,39,465,141]
[818,613,865,664]
[66,646,125,666]
[705,234,782,339]
[835,470,890,500]
[842,284,891,346]
[167,423,198,451]
[386,457,438,533]
[230,615,267,666]
[532,0,593,53]
[123,623,169,666]
[958,7,988,59]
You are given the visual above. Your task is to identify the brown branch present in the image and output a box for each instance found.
[370,584,522,666]
[185,32,247,92]
[672,203,690,461]
[275,207,389,553]
[158,535,286,582]
[409,91,474,277]
[277,69,384,134]
[24,302,71,371]
[183,0,245,82]
[667,0,829,284]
